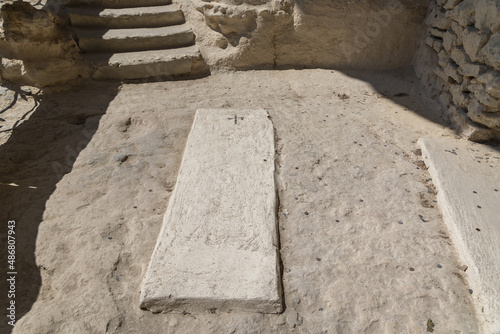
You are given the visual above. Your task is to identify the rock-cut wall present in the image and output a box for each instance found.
[178,0,430,71]
[415,0,500,141]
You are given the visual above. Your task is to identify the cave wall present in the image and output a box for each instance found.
[415,0,500,141]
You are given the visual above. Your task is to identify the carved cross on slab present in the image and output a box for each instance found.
[227,115,245,124]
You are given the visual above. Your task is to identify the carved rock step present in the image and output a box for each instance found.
[75,24,194,53]
[63,0,173,9]
[68,5,185,29]
[84,45,204,80]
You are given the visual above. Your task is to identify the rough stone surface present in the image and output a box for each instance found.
[444,105,498,142]
[462,27,490,63]
[443,0,461,10]
[0,58,25,83]
[442,30,457,52]
[469,84,500,110]
[429,27,445,38]
[446,0,475,27]
[459,63,487,78]
[440,56,462,83]
[450,47,470,67]
[468,98,500,129]
[486,74,500,98]
[475,0,500,33]
[140,109,282,314]
[425,7,450,30]
[449,83,469,108]
[451,20,464,44]
[480,31,500,71]
[0,69,481,334]
[419,137,500,334]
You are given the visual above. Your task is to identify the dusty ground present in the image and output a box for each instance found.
[1,69,481,333]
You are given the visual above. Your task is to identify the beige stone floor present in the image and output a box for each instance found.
[0,69,481,333]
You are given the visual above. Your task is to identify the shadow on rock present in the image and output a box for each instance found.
[0,81,119,334]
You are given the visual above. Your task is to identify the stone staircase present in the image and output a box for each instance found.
[63,0,208,80]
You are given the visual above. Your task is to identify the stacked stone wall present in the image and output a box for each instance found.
[416,0,500,141]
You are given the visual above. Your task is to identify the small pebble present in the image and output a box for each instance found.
[335,220,340,222]
[305,212,309,215]
[108,237,113,240]
[316,258,321,262]
[409,267,415,271]
[398,221,403,225]
[468,289,473,294]
[437,264,442,268]
[319,308,324,311]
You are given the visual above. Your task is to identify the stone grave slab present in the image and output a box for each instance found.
[140,109,283,314]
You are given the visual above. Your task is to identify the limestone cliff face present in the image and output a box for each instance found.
[0,1,90,88]
[179,0,430,70]
[415,0,500,141]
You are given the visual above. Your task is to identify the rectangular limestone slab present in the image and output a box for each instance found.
[140,109,283,314]
[419,137,500,333]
